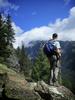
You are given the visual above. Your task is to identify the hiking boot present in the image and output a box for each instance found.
[53,81,60,87]
[49,82,54,86]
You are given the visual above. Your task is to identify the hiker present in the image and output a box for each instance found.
[43,33,61,86]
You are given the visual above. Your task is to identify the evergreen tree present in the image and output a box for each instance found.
[19,43,27,72]
[6,14,15,46]
[0,13,15,61]
[31,48,50,83]
[16,46,21,58]
[0,13,8,59]
[16,43,32,77]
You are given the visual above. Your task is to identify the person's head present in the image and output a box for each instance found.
[52,33,58,39]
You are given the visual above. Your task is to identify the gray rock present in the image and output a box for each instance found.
[34,81,75,100]
[0,72,42,100]
[0,68,75,100]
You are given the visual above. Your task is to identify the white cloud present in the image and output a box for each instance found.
[12,22,24,36]
[0,0,19,11]
[13,26,55,48]
[14,6,75,48]
[70,7,75,16]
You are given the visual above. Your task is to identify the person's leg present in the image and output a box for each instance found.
[53,59,61,86]
[48,56,54,85]
[48,55,59,85]
[53,66,59,85]
[51,55,59,85]
[57,60,62,84]
[49,68,53,85]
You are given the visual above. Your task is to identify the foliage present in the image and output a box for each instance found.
[0,13,15,60]
[6,14,15,45]
[16,43,32,77]
[31,47,50,83]
[0,63,16,75]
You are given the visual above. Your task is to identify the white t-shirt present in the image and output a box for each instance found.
[51,39,61,49]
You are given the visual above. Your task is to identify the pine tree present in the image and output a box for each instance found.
[19,43,27,72]
[0,13,15,61]
[16,43,32,77]
[6,14,15,46]
[0,13,8,59]
[31,48,50,83]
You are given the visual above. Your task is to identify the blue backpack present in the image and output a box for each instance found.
[43,40,56,57]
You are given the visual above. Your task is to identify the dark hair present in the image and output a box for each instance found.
[52,33,58,39]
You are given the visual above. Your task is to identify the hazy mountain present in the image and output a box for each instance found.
[25,41,44,60]
[25,40,75,93]
[25,40,75,75]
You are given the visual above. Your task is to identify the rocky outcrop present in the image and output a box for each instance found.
[0,76,75,100]
[0,64,75,100]
[0,65,41,100]
[34,81,75,100]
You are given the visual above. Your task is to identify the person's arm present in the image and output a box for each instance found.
[55,41,61,59]
[56,48,61,58]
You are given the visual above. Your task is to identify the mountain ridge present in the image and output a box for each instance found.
[25,40,75,93]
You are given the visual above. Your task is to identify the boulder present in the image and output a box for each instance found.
[1,76,75,100]
[34,81,75,100]
[0,64,75,100]
[3,79,41,100]
[0,64,41,100]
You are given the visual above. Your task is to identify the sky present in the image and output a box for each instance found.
[0,0,75,47]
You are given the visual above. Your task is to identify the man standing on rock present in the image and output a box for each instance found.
[43,33,61,86]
